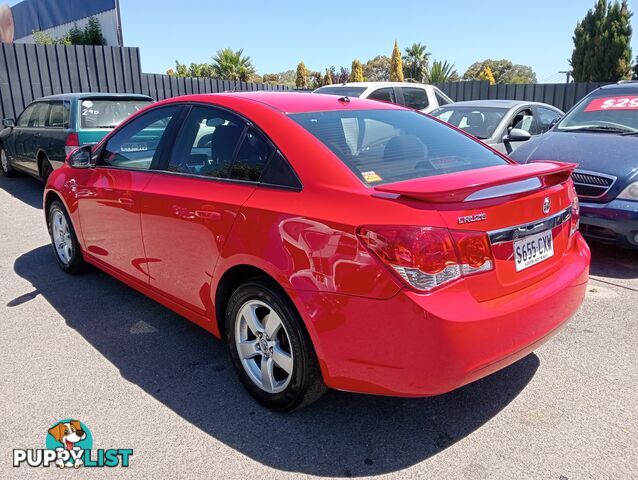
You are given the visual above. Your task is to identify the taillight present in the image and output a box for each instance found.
[570,195,580,236]
[357,226,494,292]
[65,133,80,157]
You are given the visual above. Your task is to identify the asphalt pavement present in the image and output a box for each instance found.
[1,174,636,479]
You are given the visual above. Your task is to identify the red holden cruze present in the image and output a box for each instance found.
[44,92,590,410]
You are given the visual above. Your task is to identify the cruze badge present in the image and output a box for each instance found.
[543,197,551,215]
[458,213,487,224]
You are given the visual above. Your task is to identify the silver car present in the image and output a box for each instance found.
[431,100,563,154]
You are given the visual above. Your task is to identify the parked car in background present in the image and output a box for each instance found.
[511,82,638,248]
[313,82,453,113]
[0,93,153,182]
[431,100,563,154]
[44,92,589,411]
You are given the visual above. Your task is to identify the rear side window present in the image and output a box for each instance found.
[290,109,508,186]
[367,88,396,103]
[401,87,429,110]
[230,130,273,181]
[102,106,178,170]
[80,98,152,129]
[47,102,70,128]
[168,106,245,178]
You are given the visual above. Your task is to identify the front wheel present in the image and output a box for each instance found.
[225,281,326,411]
[0,146,16,177]
[47,200,86,274]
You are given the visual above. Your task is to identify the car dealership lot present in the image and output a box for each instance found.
[0,175,636,479]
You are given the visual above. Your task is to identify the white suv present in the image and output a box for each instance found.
[312,82,453,113]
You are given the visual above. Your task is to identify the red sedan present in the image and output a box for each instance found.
[44,92,590,411]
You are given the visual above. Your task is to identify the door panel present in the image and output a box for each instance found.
[19,102,49,173]
[78,168,154,283]
[141,175,255,314]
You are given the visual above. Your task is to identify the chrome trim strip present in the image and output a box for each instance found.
[488,207,572,245]
[465,178,542,201]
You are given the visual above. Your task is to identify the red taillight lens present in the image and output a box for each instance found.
[357,226,494,292]
[451,230,494,274]
[65,133,80,157]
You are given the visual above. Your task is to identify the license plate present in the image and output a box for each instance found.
[513,230,554,271]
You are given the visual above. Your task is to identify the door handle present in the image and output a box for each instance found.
[118,197,134,206]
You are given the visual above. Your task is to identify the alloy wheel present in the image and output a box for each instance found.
[234,299,294,393]
[51,210,73,265]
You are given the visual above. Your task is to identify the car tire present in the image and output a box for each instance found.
[40,156,53,184]
[225,280,326,411]
[47,200,86,274]
[0,145,16,177]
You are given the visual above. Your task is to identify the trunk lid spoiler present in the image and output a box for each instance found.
[373,161,577,203]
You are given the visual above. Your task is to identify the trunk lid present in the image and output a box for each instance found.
[375,161,578,301]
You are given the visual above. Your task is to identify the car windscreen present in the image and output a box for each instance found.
[313,86,367,97]
[79,99,152,129]
[289,109,508,186]
[557,91,638,133]
[431,106,509,139]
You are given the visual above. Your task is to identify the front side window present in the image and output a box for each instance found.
[102,106,178,170]
[16,103,36,127]
[290,109,508,186]
[80,98,152,129]
[47,101,70,128]
[435,90,452,106]
[557,90,638,133]
[401,87,429,110]
[28,103,49,128]
[168,106,245,178]
[536,107,562,133]
[511,109,538,135]
[367,88,396,103]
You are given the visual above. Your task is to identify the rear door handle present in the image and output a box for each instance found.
[118,197,134,206]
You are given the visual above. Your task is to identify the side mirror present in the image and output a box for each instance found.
[504,128,532,143]
[2,118,15,128]
[68,145,94,169]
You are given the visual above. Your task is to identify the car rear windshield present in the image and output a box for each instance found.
[80,98,152,129]
[557,90,638,132]
[289,109,508,186]
[313,86,367,97]
[432,106,509,139]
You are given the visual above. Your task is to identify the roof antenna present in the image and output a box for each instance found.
[338,96,350,104]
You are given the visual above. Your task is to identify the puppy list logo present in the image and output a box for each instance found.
[13,419,133,469]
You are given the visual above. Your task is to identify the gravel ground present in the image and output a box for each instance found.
[1,174,636,480]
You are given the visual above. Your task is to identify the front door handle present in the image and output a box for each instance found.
[118,197,134,206]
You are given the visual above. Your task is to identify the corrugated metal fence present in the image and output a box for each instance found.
[434,80,612,112]
[0,42,291,120]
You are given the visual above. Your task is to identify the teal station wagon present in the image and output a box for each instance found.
[1,93,153,182]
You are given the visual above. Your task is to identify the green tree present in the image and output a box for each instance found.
[83,17,106,45]
[571,0,633,81]
[262,73,279,84]
[350,59,364,82]
[33,16,105,45]
[323,68,333,85]
[463,59,537,84]
[478,65,496,85]
[363,55,391,81]
[402,42,430,81]
[390,40,404,82]
[425,60,459,83]
[212,48,255,81]
[296,61,309,88]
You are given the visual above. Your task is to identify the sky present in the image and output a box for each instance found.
[8,0,638,82]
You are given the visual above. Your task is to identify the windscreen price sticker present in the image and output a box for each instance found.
[584,96,638,112]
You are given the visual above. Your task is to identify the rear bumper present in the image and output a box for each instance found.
[580,199,638,248]
[294,234,590,397]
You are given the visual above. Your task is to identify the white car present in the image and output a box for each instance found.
[313,82,453,113]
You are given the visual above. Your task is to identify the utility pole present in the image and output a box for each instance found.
[559,70,572,83]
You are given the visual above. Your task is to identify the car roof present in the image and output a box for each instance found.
[315,82,435,89]
[595,81,638,93]
[156,91,406,113]
[438,99,551,109]
[36,93,154,101]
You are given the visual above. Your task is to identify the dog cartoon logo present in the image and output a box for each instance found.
[46,419,92,468]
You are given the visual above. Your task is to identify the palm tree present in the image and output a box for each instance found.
[402,42,430,82]
[212,48,256,82]
[425,60,458,84]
